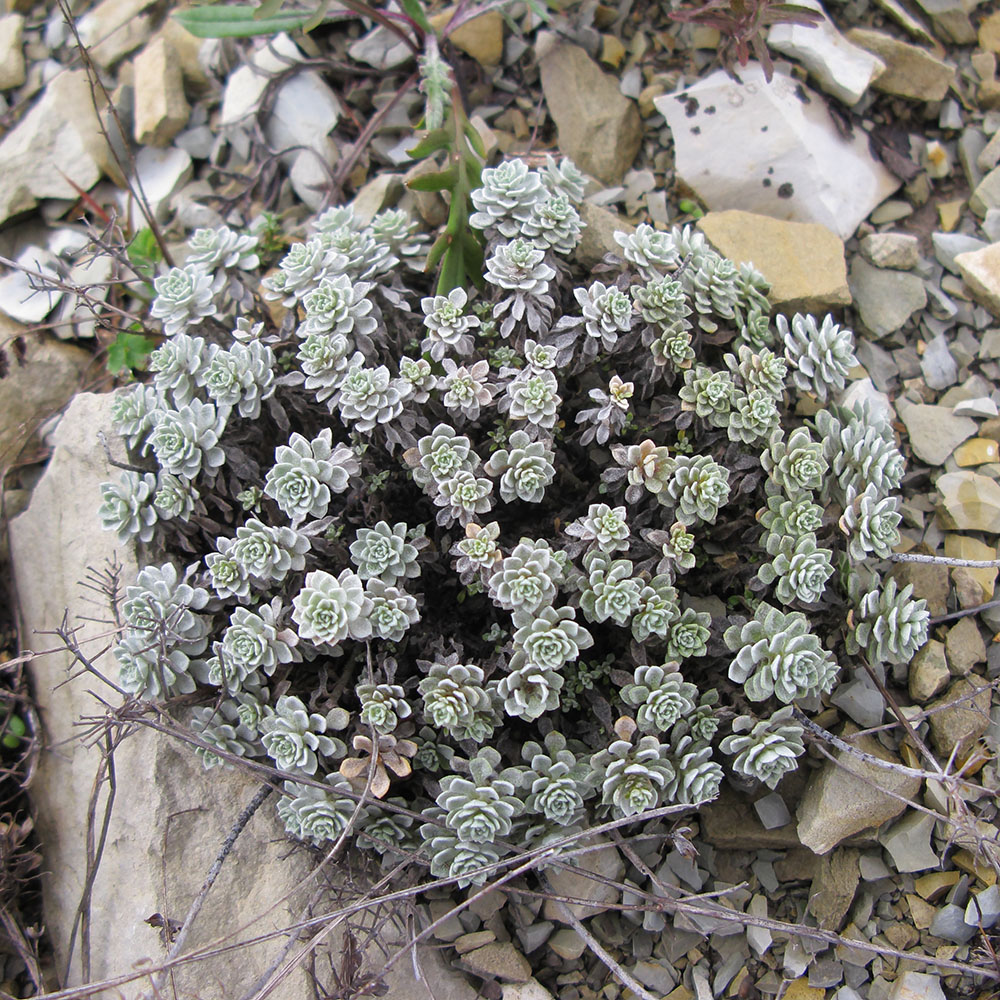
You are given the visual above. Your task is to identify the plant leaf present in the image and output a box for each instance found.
[173,5,312,38]
[406,166,457,192]
[406,127,452,159]
[107,331,155,375]
[399,0,432,34]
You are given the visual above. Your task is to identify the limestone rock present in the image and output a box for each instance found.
[76,0,157,66]
[971,167,1000,217]
[461,943,531,983]
[428,8,503,65]
[547,928,586,961]
[0,14,26,91]
[697,210,850,313]
[927,675,992,760]
[879,812,939,873]
[980,10,1000,55]
[912,0,976,44]
[655,65,899,241]
[542,837,624,921]
[0,70,111,225]
[846,28,955,101]
[953,437,1000,466]
[503,981,555,1000]
[807,848,860,930]
[8,392,475,1000]
[945,616,986,676]
[539,41,641,185]
[860,232,919,270]
[936,470,1000,533]
[702,784,801,849]
[889,971,947,1000]
[128,145,193,223]
[849,256,927,337]
[891,557,950,618]
[908,640,950,702]
[897,402,976,466]
[944,534,997,603]
[133,35,191,146]
[955,242,1000,316]
[796,729,921,855]
[575,202,634,270]
[0,317,90,472]
[768,0,885,105]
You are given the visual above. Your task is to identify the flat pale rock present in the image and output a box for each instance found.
[849,256,927,337]
[428,8,503,65]
[908,640,950,702]
[897,402,976,465]
[889,971,947,1000]
[697,210,849,313]
[928,675,993,760]
[879,812,939,872]
[860,232,919,270]
[944,615,985,676]
[575,202,634,270]
[971,166,1000,217]
[796,728,921,855]
[0,70,112,224]
[980,9,1000,55]
[0,316,90,472]
[539,41,641,185]
[912,0,976,44]
[955,242,1000,317]
[768,0,885,105]
[0,14,26,91]
[655,65,899,240]
[944,534,997,602]
[936,470,1000,532]
[542,836,624,921]
[462,943,531,983]
[846,28,955,101]
[807,848,860,930]
[8,391,477,1000]
[76,0,157,66]
[133,35,190,146]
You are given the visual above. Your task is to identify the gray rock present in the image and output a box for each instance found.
[8,391,476,1000]
[897,401,977,465]
[944,616,986,675]
[767,0,885,105]
[978,130,1000,173]
[797,728,921,855]
[965,884,1000,928]
[953,396,998,417]
[871,199,914,224]
[909,639,950,702]
[542,837,624,921]
[539,40,641,185]
[655,65,899,240]
[839,378,894,426]
[936,470,1000,532]
[746,895,773,956]
[808,848,860,930]
[0,70,112,224]
[502,981,555,1000]
[929,903,977,943]
[932,231,988,273]
[854,338,899,392]
[959,129,988,190]
[860,232,919,269]
[849,257,927,337]
[879,812,940,873]
[955,242,1000,317]
[982,208,1000,242]
[76,0,157,67]
[971,166,1000,217]
[348,22,413,70]
[927,675,993,759]
[515,922,552,954]
[462,943,531,982]
[913,0,976,44]
[831,675,885,727]
[632,959,678,994]
[889,971,948,1000]
[920,334,959,389]
[753,791,792,830]
[858,853,891,880]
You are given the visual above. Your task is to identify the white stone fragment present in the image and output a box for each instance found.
[655,66,900,240]
[0,246,62,323]
[953,397,999,417]
[128,145,192,223]
[965,884,1000,928]
[0,14,26,91]
[889,972,947,1000]
[768,0,885,106]
[747,895,773,956]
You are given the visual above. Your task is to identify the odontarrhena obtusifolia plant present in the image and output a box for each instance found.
[98,155,925,890]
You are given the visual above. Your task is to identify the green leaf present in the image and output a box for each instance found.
[1,714,25,750]
[399,0,432,34]
[463,118,487,160]
[437,242,466,295]
[406,127,453,160]
[406,165,457,192]
[107,331,156,375]
[253,0,284,19]
[126,227,161,280]
[425,232,450,273]
[172,5,312,38]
